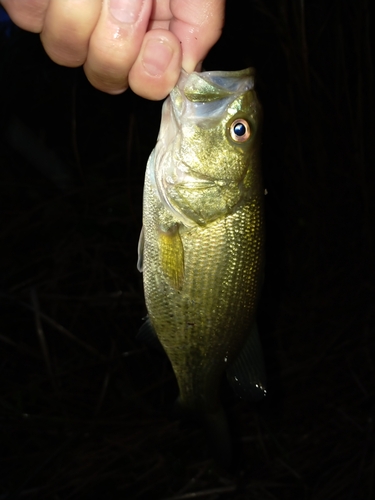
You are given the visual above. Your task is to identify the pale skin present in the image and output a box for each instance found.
[1,0,225,100]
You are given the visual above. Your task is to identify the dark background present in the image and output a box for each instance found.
[0,1,374,499]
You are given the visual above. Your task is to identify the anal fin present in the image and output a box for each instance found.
[226,322,266,401]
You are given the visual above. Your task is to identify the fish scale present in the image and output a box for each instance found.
[143,186,263,412]
[139,69,266,459]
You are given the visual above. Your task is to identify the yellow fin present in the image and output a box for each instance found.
[158,224,184,290]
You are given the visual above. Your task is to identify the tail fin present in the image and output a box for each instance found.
[175,399,233,467]
[203,407,232,468]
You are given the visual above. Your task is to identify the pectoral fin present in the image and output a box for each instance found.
[158,224,184,290]
[226,323,266,401]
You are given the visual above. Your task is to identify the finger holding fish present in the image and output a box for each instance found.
[2,0,226,98]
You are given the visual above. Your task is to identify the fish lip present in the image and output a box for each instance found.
[154,152,194,227]
[171,160,217,188]
[155,158,217,228]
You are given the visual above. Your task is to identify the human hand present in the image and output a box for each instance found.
[1,0,225,99]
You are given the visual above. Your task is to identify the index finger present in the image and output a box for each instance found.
[169,0,225,72]
[1,0,48,32]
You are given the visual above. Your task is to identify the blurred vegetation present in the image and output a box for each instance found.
[0,1,374,499]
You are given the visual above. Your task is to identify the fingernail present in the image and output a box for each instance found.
[142,38,173,77]
[194,61,203,72]
[109,0,144,24]
[181,57,198,74]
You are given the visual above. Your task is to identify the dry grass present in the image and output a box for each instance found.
[0,1,374,498]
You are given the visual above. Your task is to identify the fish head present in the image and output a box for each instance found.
[152,68,263,227]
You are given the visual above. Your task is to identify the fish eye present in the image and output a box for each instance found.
[229,118,251,143]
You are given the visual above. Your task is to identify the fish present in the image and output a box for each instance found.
[137,68,266,463]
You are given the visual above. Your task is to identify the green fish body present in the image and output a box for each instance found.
[138,69,266,455]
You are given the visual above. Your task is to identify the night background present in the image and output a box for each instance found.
[0,1,374,499]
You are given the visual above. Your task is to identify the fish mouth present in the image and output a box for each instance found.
[151,68,260,228]
[155,158,219,227]
[169,161,218,189]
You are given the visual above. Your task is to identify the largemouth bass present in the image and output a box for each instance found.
[138,68,266,460]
